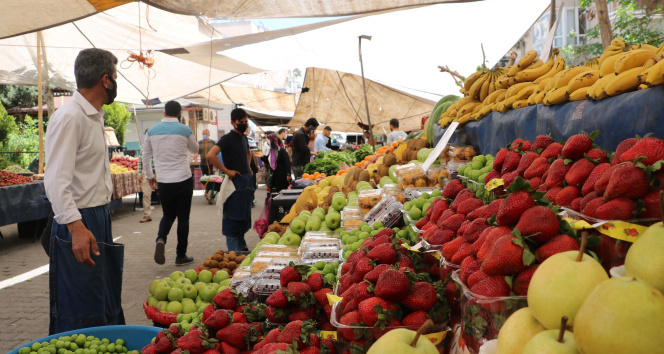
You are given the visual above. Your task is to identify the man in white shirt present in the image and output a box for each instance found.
[314,126,332,153]
[386,118,408,145]
[44,48,125,334]
[143,101,199,265]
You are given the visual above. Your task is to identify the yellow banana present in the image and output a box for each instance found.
[639,84,649,90]
[545,75,557,91]
[483,89,506,105]
[631,43,658,52]
[544,87,569,106]
[642,53,664,71]
[494,90,507,103]
[536,78,552,92]
[479,76,492,102]
[447,107,458,119]
[534,90,547,105]
[569,87,590,101]
[591,73,617,99]
[458,101,482,116]
[455,113,473,124]
[604,66,643,96]
[534,55,566,83]
[468,73,487,100]
[566,70,600,94]
[599,53,621,77]
[505,82,534,98]
[463,71,484,92]
[502,95,519,109]
[518,50,538,68]
[495,101,510,113]
[614,49,656,74]
[527,92,538,106]
[454,96,477,109]
[516,55,556,83]
[554,67,593,89]
[513,99,529,109]
[585,58,600,69]
[526,59,544,70]
[644,58,664,87]
[515,84,537,101]
[659,41,664,53]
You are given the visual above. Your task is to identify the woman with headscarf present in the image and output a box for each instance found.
[263,133,291,193]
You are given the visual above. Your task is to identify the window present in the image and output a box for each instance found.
[554,7,589,47]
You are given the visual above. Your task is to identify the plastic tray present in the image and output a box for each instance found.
[381,184,406,204]
[363,195,403,228]
[9,325,161,354]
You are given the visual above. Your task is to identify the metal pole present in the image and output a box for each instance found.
[37,32,44,175]
[358,35,375,153]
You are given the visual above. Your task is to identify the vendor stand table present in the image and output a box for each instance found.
[0,182,51,239]
[111,171,139,199]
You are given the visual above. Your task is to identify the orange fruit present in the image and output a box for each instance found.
[303,173,310,179]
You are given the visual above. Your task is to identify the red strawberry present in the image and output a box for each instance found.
[364,264,391,283]
[202,304,216,323]
[541,142,564,159]
[472,227,495,255]
[280,262,306,286]
[620,137,664,165]
[555,186,582,207]
[603,162,650,200]
[532,135,554,151]
[232,312,247,323]
[582,163,611,195]
[402,311,430,329]
[515,206,560,244]
[429,199,450,223]
[484,169,501,184]
[451,243,473,264]
[266,289,290,308]
[511,138,529,151]
[582,198,605,218]
[580,191,600,210]
[638,191,662,219]
[613,138,639,165]
[299,346,321,354]
[375,269,410,301]
[513,265,539,296]
[441,237,466,260]
[493,148,510,171]
[367,243,397,264]
[470,276,510,297]
[497,190,536,226]
[338,312,363,341]
[217,343,239,354]
[528,177,543,189]
[321,337,337,354]
[562,133,594,159]
[440,213,466,233]
[565,159,596,186]
[467,271,491,288]
[571,197,583,211]
[308,333,320,348]
[402,282,437,311]
[457,220,472,237]
[156,336,175,353]
[313,288,332,307]
[463,218,490,243]
[460,257,482,284]
[337,274,353,295]
[428,229,455,245]
[178,331,217,354]
[481,235,528,275]
[457,198,484,215]
[545,159,573,188]
[212,288,238,310]
[141,343,158,354]
[253,328,281,350]
[358,297,398,327]
[373,228,396,239]
[415,216,430,229]
[342,298,358,315]
[586,148,608,163]
[203,309,232,330]
[253,343,290,354]
[277,320,316,349]
[477,227,513,262]
[340,262,353,276]
[595,197,635,220]
[353,257,375,283]
[524,157,550,178]
[594,164,620,195]
[354,280,375,303]
[543,187,563,203]
[450,189,474,211]
[442,179,465,199]
[288,307,316,321]
[436,209,457,228]
[501,151,522,174]
[265,305,289,323]
[445,281,459,306]
[502,171,520,188]
[305,273,324,292]
[517,151,541,176]
[480,199,503,218]
[368,235,393,250]
[535,235,580,262]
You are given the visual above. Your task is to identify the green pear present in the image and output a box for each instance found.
[625,221,664,294]
[366,326,438,354]
[528,246,608,329]
[574,277,664,353]
[497,307,546,354]
[522,328,578,354]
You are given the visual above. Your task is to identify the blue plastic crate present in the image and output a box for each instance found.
[9,325,161,354]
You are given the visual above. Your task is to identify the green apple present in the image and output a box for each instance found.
[181,298,194,306]
[264,231,280,240]
[403,202,413,211]
[291,219,306,235]
[306,218,321,232]
[220,279,232,287]
[198,270,213,283]
[169,271,185,282]
[176,278,191,288]
[153,282,171,301]
[213,270,230,283]
[497,307,546,354]
[194,282,207,292]
[184,269,198,283]
[625,220,664,294]
[147,295,159,307]
[281,233,301,247]
[332,196,347,212]
[409,207,422,220]
[528,250,608,329]
[199,285,217,302]
[431,189,441,197]
[208,282,220,290]
[166,301,183,314]
[523,328,578,354]
[366,328,438,354]
[574,277,664,353]
[263,236,278,245]
[216,285,230,294]
[149,279,165,295]
[319,226,331,232]
[182,284,197,299]
[156,300,169,312]
[168,287,184,302]
[299,210,311,218]
[373,221,384,230]
[325,212,341,229]
[182,302,198,314]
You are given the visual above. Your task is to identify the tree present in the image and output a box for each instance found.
[0,85,39,108]
[102,102,131,146]
[0,101,17,146]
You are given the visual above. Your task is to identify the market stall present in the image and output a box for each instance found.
[0,179,51,239]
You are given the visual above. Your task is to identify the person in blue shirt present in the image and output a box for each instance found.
[314,126,332,153]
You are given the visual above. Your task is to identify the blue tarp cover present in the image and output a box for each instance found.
[0,182,51,227]
[434,86,664,155]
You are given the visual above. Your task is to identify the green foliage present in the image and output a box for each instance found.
[1,116,44,168]
[0,85,38,108]
[0,101,17,145]
[102,102,131,146]
[353,144,373,162]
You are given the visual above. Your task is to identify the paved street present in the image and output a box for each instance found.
[0,188,267,352]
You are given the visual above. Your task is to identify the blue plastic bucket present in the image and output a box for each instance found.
[8,325,161,354]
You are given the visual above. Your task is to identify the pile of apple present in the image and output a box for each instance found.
[497,219,664,354]
[146,269,232,321]
[110,156,138,171]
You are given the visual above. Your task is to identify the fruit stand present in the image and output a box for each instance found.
[0,179,51,239]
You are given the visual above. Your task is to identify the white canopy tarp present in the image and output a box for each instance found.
[1,0,481,40]
[190,84,297,113]
[291,67,436,133]
[168,0,549,98]
[0,3,248,105]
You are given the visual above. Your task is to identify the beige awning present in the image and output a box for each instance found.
[191,84,296,113]
[291,68,436,133]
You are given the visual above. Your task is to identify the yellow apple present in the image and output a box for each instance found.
[625,221,664,294]
[497,307,546,354]
[366,328,438,354]
[522,328,578,354]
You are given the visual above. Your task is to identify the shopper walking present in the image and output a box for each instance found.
[138,129,155,223]
[264,133,291,193]
[314,126,333,153]
[291,118,319,179]
[197,129,216,176]
[44,48,125,334]
[143,101,198,266]
[206,108,255,251]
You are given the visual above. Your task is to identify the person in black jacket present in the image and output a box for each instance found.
[291,118,319,179]
[263,133,291,193]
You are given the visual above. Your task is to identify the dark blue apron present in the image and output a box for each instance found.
[49,206,125,335]
[222,174,255,237]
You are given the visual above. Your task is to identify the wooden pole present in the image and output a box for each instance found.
[358,35,376,153]
[549,0,556,30]
[595,0,614,49]
[37,32,44,175]
[39,32,54,119]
